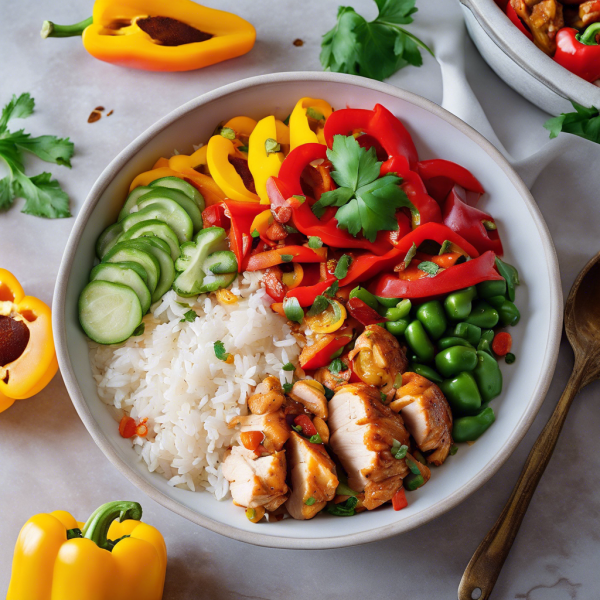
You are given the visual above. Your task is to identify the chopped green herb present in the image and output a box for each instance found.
[220,127,236,140]
[306,107,325,121]
[308,294,330,316]
[404,243,417,269]
[391,439,408,459]
[439,240,452,255]
[175,301,191,308]
[449,444,458,456]
[543,101,600,144]
[180,310,198,323]
[495,257,520,302]
[238,145,249,153]
[320,0,433,82]
[292,194,306,204]
[323,386,335,400]
[380,391,387,403]
[405,457,421,475]
[404,472,425,491]
[283,383,293,393]
[309,433,323,444]
[328,358,347,375]
[417,261,440,277]
[132,323,145,336]
[292,424,303,433]
[312,135,417,242]
[282,362,295,371]
[305,496,317,505]
[280,254,294,263]
[284,224,300,234]
[482,219,497,231]
[393,373,402,389]
[308,236,323,249]
[334,254,352,279]
[283,114,291,126]
[251,229,260,238]
[214,340,232,362]
[327,496,358,516]
[336,482,359,497]
[283,296,304,323]
[265,138,281,154]
[505,353,516,364]
[324,280,339,297]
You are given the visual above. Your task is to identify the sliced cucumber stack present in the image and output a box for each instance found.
[118,219,180,261]
[149,177,205,212]
[90,263,151,314]
[137,188,203,233]
[118,185,153,222]
[121,202,193,244]
[96,222,124,259]
[103,242,161,295]
[79,281,143,345]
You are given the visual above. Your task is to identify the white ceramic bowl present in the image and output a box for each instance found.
[460,0,600,116]
[54,72,562,549]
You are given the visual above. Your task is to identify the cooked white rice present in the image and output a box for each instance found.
[89,271,303,499]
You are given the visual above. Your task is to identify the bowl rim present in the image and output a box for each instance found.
[460,0,600,109]
[54,70,563,549]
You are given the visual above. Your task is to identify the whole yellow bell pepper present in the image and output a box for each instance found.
[0,269,57,412]
[289,98,333,150]
[7,501,167,600]
[41,0,256,72]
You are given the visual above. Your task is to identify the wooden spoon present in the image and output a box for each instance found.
[458,250,600,600]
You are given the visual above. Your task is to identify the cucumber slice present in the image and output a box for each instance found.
[173,227,228,297]
[150,176,205,212]
[203,250,238,274]
[114,261,149,285]
[118,220,180,261]
[198,272,238,294]
[118,185,153,222]
[90,263,151,314]
[79,281,143,345]
[137,188,203,233]
[96,222,124,259]
[121,202,193,244]
[120,238,175,303]
[103,243,160,295]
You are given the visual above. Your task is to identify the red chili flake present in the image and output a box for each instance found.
[88,110,102,124]
[106,109,114,117]
[119,416,137,438]
[293,39,304,47]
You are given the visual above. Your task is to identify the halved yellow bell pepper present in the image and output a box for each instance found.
[248,116,286,204]
[42,0,256,72]
[207,134,259,202]
[0,269,57,410]
[224,116,257,139]
[7,501,166,600]
[289,98,333,150]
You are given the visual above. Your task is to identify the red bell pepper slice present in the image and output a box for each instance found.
[246,245,327,271]
[224,201,265,272]
[381,157,442,225]
[278,144,328,196]
[202,203,230,229]
[293,414,318,437]
[416,159,485,204]
[554,25,600,83]
[371,251,503,299]
[384,212,412,247]
[299,326,354,370]
[286,276,337,307]
[323,105,419,169]
[392,488,408,511]
[506,1,533,41]
[262,267,286,302]
[443,186,503,256]
[346,297,388,326]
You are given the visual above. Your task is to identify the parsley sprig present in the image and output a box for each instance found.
[0,93,74,218]
[544,101,600,144]
[312,135,417,242]
[320,0,433,82]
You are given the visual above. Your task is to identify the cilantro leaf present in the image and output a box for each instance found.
[320,0,433,82]
[180,309,198,323]
[324,280,339,297]
[417,261,440,277]
[282,362,295,371]
[0,177,13,209]
[543,101,600,144]
[283,382,293,393]
[308,295,330,316]
[214,340,232,362]
[334,254,352,279]
[0,93,35,133]
[329,358,348,375]
[7,130,74,167]
[16,172,70,218]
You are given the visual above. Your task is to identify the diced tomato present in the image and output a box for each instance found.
[294,414,318,437]
[392,488,408,511]
[241,430,265,452]
[119,416,137,439]
[492,332,512,356]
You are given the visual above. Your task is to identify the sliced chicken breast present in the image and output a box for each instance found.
[231,410,290,453]
[286,432,338,520]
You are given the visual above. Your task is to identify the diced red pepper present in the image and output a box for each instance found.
[392,488,408,511]
[383,212,412,247]
[492,332,513,357]
[246,245,327,271]
[443,185,503,256]
[278,143,328,196]
[506,1,533,41]
[299,326,354,370]
[286,276,337,307]
[416,159,485,204]
[371,251,503,299]
[323,105,419,169]
[202,203,230,229]
[241,430,265,452]
[294,414,318,437]
[346,297,388,326]
[262,267,286,302]
[224,200,265,272]
[119,415,137,439]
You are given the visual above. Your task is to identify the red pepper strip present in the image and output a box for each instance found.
[202,203,230,229]
[278,144,328,196]
[339,222,479,288]
[554,26,600,83]
[263,267,286,302]
[371,251,503,299]
[381,157,442,225]
[286,276,337,307]
[246,245,327,271]
[392,488,408,511]
[300,327,354,370]
[506,1,533,41]
[323,105,419,169]
[346,297,388,326]
[294,414,318,437]
[224,200,265,272]
[416,159,485,205]
[443,185,503,256]
[357,134,388,161]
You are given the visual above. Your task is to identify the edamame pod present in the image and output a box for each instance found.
[487,296,521,327]
[386,318,410,337]
[375,295,403,308]
[405,320,435,363]
[444,286,477,321]
[438,337,474,350]
[465,301,499,329]
[473,350,503,402]
[416,300,447,340]
[452,322,482,345]
[440,371,482,414]
[476,279,506,299]
[453,407,496,442]
[409,363,444,384]
[477,329,495,356]
[435,345,478,378]
[385,299,412,321]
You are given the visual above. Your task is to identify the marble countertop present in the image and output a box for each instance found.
[1,1,599,598]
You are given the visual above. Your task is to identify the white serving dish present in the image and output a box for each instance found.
[54,71,562,549]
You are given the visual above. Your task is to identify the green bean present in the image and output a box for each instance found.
[473,350,503,402]
[444,286,477,321]
[465,301,499,329]
[409,363,443,384]
[438,336,474,350]
[416,300,447,340]
[477,279,507,299]
[495,257,519,302]
[385,299,412,321]
[489,298,520,327]
[405,320,435,363]
[453,407,496,442]
[452,322,482,345]
[375,295,403,308]
[434,345,478,378]
[404,473,425,491]
[386,318,410,337]
[440,371,482,414]
[349,286,380,310]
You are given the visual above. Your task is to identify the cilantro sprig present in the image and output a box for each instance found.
[312,135,417,242]
[320,0,433,82]
[544,101,600,144]
[0,93,74,218]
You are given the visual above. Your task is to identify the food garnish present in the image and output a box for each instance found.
[214,341,233,363]
[544,101,600,145]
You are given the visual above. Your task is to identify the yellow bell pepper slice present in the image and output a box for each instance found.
[250,209,274,237]
[168,146,208,173]
[281,263,304,290]
[275,119,291,147]
[7,501,166,600]
[305,299,347,333]
[207,134,259,202]
[224,116,257,138]
[248,116,285,204]
[152,157,170,169]
[129,167,183,191]
[289,97,333,150]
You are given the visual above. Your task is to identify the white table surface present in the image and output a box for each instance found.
[2,1,599,598]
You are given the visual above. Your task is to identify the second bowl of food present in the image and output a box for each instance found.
[54,71,562,549]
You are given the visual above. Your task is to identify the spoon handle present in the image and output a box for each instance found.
[457,364,584,600]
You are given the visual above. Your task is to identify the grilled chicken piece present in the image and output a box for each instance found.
[222,446,289,509]
[363,475,404,511]
[348,325,408,402]
[314,358,352,393]
[288,380,328,419]
[286,432,338,520]
[328,383,412,497]
[580,0,600,25]
[390,372,453,466]
[248,376,285,415]
[512,0,564,55]
[230,411,290,453]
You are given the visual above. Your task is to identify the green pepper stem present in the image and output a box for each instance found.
[41,17,93,39]
[578,22,600,46]
[81,501,142,551]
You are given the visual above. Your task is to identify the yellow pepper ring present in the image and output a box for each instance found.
[306,299,347,334]
[281,263,304,290]
[289,97,333,150]
[224,116,257,138]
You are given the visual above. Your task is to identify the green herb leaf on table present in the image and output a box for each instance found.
[417,261,439,277]
[308,236,323,249]
[543,102,600,144]
[334,253,353,279]
[320,0,433,82]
